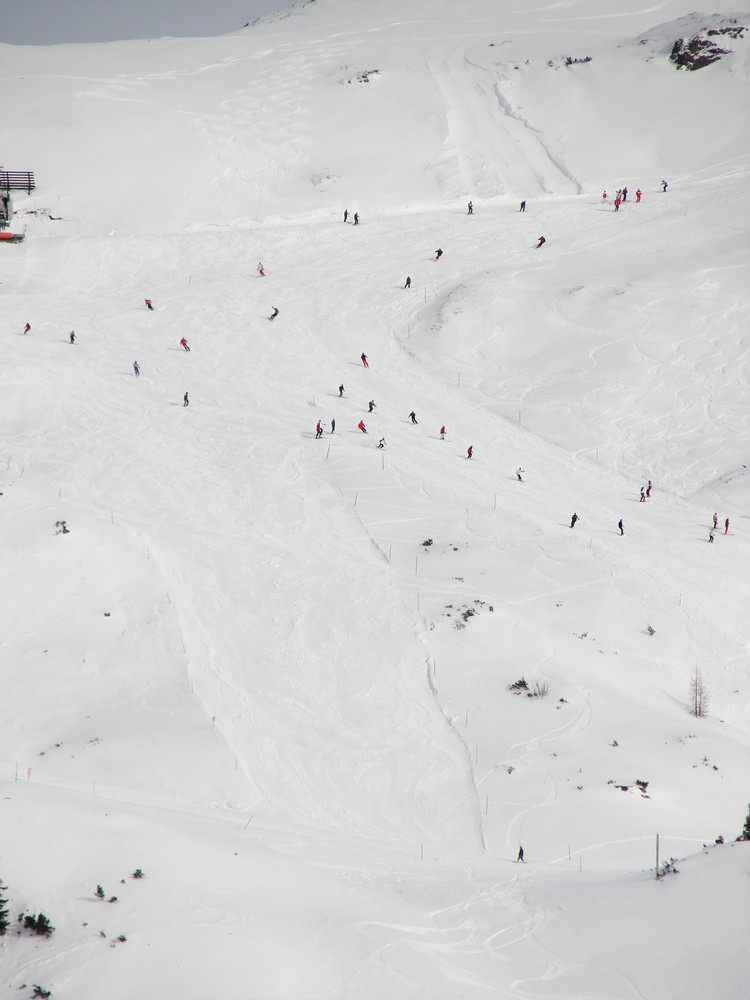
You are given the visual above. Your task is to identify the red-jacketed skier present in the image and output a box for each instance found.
[358,420,368,434]
[315,420,323,439]
[361,352,369,367]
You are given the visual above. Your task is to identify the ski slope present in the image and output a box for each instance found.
[1,1,749,997]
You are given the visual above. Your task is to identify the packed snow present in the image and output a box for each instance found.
[1,1,749,997]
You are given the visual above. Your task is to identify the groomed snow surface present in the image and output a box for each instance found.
[1,1,750,997]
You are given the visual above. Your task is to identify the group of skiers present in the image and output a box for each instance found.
[130,297,190,406]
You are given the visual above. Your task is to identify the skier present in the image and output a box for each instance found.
[662,180,668,192]
[343,209,348,223]
[183,391,189,407]
[636,188,642,203]
[145,299,154,310]
[709,530,715,543]
[23,322,31,335]
[570,512,579,528]
[614,196,621,211]
[353,212,359,225]
[440,425,446,440]
[725,517,730,535]
[368,399,376,413]
[358,420,367,434]
[377,438,386,449]
[520,200,526,212]
[338,384,345,397]
[536,236,546,248]
[133,360,140,377]
[257,262,265,277]
[639,487,645,502]
[404,276,411,289]
[361,352,368,367]
[409,411,418,424]
[602,190,608,201]
[315,420,323,439]
[270,306,279,321]
[467,200,473,214]
[622,186,628,202]
[69,331,75,344]
[467,445,474,459]
[330,418,336,434]
[435,248,443,261]
[712,512,718,530]
[618,518,624,535]
[516,467,524,482]
[646,480,652,498]
[180,337,190,351]
[517,846,524,863]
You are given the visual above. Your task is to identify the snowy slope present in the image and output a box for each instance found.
[1,2,750,998]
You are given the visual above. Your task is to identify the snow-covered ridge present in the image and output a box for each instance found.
[1,1,749,997]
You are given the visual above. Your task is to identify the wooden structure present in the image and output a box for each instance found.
[0,170,35,194]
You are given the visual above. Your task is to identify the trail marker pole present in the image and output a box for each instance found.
[420,842,424,860]
[475,746,478,765]
[58,488,62,499]
[211,715,216,731]
[167,592,171,604]
[325,445,330,460]
[656,833,660,879]
[485,794,489,815]
[110,508,114,524]
[432,659,436,676]
[14,762,18,782]
[388,545,392,562]
[458,371,461,387]
[27,767,31,782]
[415,556,418,575]
[464,709,468,728]
[354,492,358,506]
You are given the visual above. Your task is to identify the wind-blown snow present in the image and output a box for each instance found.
[1,1,749,997]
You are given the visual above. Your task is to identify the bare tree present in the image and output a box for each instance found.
[690,667,709,717]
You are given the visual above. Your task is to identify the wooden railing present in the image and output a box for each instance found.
[0,171,36,193]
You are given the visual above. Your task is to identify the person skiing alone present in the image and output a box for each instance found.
[467,445,474,459]
[440,425,446,440]
[517,846,524,863]
[361,352,368,367]
[338,384,345,397]
[712,512,718,530]
[377,438,386,449]
[358,420,367,434]
[404,276,411,289]
[725,517,730,535]
[269,306,279,321]
[180,337,190,351]
[602,190,608,201]
[435,248,443,261]
[183,391,189,407]
[467,200,473,214]
[520,200,526,212]
[662,180,668,192]
[368,399,376,413]
[69,331,75,344]
[133,360,140,377]
[330,418,336,433]
[636,188,642,203]
[315,420,323,439]
[353,212,359,225]
[23,322,31,335]
[343,209,348,223]
[570,512,579,528]
[618,518,624,535]
[536,236,546,248]
[409,411,418,424]
[257,262,265,277]
[516,467,524,482]
[145,299,154,310]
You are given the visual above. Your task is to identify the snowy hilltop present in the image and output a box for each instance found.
[1,1,749,998]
